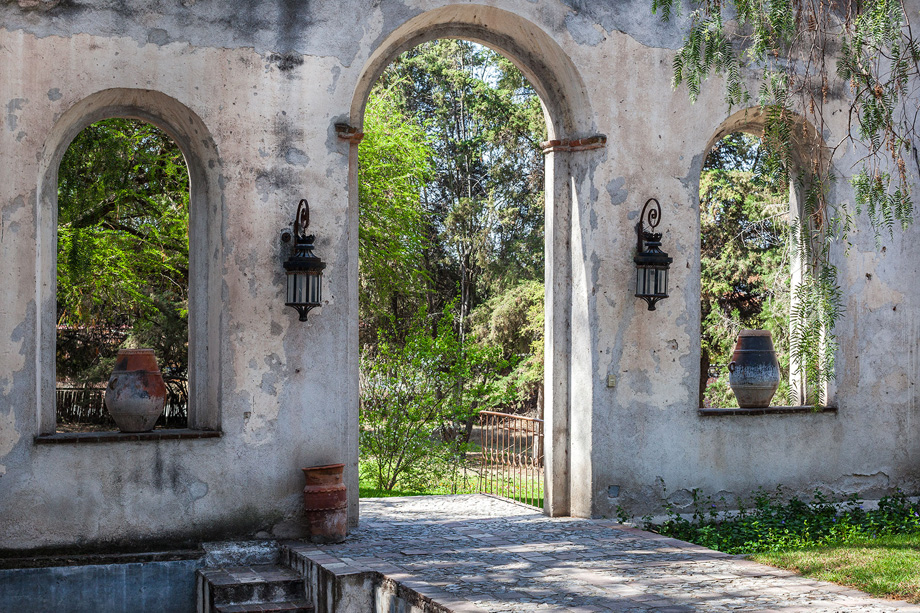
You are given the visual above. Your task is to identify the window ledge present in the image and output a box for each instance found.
[34,429,221,445]
[699,406,837,417]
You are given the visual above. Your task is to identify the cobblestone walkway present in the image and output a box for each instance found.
[302,494,920,613]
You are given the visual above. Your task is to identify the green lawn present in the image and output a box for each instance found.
[359,482,477,498]
[358,462,479,499]
[358,460,543,508]
[644,488,920,604]
[750,534,920,603]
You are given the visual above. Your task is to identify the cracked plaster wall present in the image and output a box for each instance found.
[0,0,918,550]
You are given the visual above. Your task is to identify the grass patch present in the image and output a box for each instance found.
[359,480,478,498]
[358,458,478,498]
[357,457,543,509]
[751,534,920,603]
[640,486,920,603]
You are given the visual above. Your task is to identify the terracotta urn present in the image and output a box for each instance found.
[728,330,781,408]
[302,463,347,543]
[104,349,167,432]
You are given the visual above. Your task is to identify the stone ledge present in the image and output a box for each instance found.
[699,406,838,417]
[34,429,221,444]
[282,544,483,613]
[0,548,204,570]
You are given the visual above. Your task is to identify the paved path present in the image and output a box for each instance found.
[305,494,920,613]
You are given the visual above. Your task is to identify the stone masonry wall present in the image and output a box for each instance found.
[1,0,918,550]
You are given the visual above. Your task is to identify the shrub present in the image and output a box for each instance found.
[359,306,508,492]
[643,486,920,555]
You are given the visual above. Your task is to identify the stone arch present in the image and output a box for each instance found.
[36,88,223,433]
[700,106,831,407]
[343,5,601,518]
[349,4,594,141]
[703,107,828,172]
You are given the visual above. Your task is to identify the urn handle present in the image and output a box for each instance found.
[727,361,736,373]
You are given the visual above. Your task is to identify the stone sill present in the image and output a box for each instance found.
[0,548,204,570]
[34,429,221,445]
[699,406,837,417]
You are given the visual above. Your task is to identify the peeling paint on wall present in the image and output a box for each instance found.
[560,0,688,49]
[0,407,19,477]
[5,98,26,131]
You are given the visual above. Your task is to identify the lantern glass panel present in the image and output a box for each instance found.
[286,271,297,304]
[307,272,322,304]
[656,267,668,295]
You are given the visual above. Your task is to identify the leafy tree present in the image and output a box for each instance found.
[703,132,764,173]
[358,82,435,338]
[468,279,544,413]
[56,118,189,394]
[359,306,507,492]
[376,40,546,335]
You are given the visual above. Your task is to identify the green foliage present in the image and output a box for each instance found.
[469,280,544,413]
[788,266,842,405]
[376,39,546,325]
[357,41,548,490]
[358,82,435,334]
[56,118,189,388]
[838,0,919,241]
[644,485,920,556]
[359,306,508,492]
[655,0,920,404]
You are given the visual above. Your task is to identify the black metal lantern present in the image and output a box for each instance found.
[282,199,326,321]
[634,198,673,311]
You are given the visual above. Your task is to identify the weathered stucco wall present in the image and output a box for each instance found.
[1,0,918,551]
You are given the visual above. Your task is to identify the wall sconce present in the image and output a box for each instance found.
[634,198,672,311]
[282,199,326,321]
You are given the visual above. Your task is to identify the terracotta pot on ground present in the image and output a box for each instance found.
[302,463,347,543]
[728,329,781,408]
[104,348,167,432]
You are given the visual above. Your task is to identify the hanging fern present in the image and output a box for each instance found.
[653,0,919,406]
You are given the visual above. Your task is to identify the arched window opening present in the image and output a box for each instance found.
[55,118,190,432]
[699,132,793,408]
[357,39,547,504]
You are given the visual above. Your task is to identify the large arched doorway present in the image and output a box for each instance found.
[343,5,603,520]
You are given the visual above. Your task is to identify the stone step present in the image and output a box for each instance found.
[197,565,307,613]
[214,600,313,613]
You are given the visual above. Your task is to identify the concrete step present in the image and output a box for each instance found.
[197,564,308,613]
[214,600,312,613]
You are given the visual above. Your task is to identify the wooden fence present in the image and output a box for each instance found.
[56,380,188,429]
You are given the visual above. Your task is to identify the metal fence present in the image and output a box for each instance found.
[477,410,544,509]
